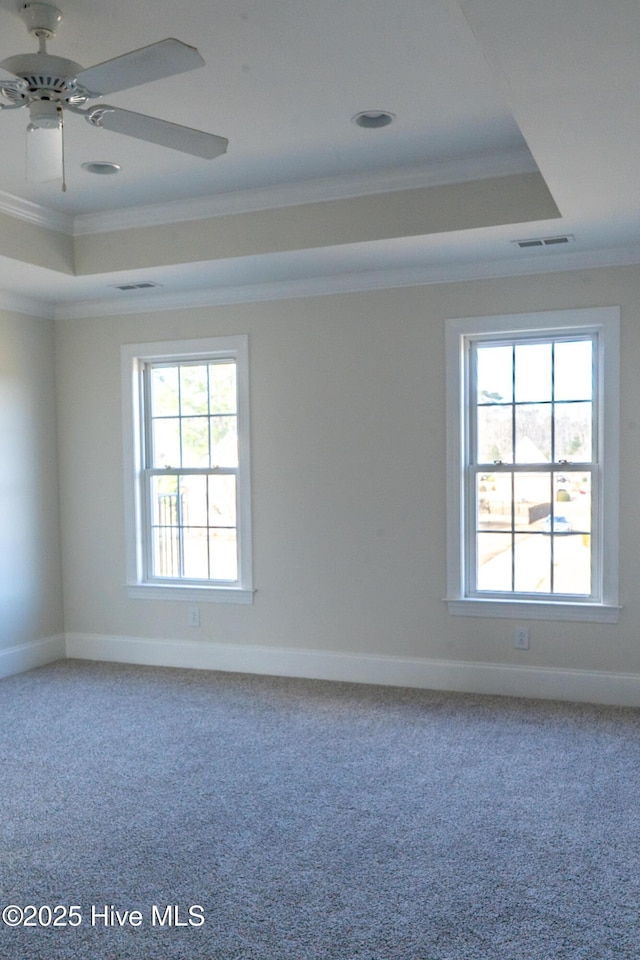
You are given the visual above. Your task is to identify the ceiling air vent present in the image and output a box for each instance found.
[111,281,161,291]
[513,234,575,249]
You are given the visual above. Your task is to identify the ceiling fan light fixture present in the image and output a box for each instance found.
[81,160,121,175]
[352,110,395,129]
[26,119,62,181]
[28,98,61,129]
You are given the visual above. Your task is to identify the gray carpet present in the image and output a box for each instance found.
[0,659,639,960]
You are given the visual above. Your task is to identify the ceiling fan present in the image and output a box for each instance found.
[0,2,228,187]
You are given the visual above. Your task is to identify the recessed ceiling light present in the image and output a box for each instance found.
[81,161,121,175]
[352,110,395,129]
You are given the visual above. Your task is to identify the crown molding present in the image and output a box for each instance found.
[72,148,538,236]
[0,189,73,234]
[53,241,640,321]
[0,148,537,238]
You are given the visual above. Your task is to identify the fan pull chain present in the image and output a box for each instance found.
[60,106,67,192]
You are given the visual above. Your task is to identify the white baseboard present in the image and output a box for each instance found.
[0,635,66,680]
[65,632,640,707]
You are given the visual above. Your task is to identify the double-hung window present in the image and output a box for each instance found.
[122,335,253,603]
[446,308,620,622]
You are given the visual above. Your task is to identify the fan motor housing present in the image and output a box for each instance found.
[1,53,83,84]
[0,53,86,105]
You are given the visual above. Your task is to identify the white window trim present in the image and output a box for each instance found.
[445,307,621,623]
[121,335,254,604]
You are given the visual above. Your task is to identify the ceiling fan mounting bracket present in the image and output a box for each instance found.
[18,3,62,41]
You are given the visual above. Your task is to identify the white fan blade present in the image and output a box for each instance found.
[74,38,204,96]
[26,124,63,182]
[91,106,228,159]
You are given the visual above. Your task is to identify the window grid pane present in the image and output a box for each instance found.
[148,361,238,470]
[145,359,240,584]
[471,335,595,599]
[472,466,593,597]
[148,471,239,582]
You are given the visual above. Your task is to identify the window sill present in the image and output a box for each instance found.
[127,583,255,604]
[445,597,621,623]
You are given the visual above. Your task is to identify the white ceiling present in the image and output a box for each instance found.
[0,0,639,315]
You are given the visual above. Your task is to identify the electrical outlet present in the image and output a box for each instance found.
[188,606,200,628]
[514,626,530,650]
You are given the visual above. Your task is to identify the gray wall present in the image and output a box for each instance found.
[54,263,640,694]
[0,309,63,661]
